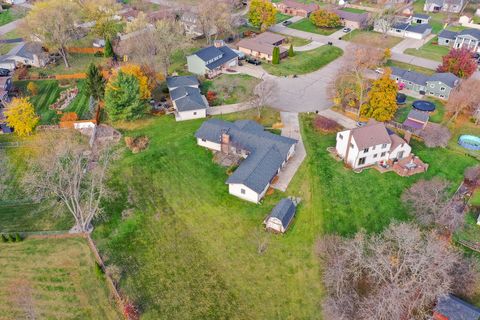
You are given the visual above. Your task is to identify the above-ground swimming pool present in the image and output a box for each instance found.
[458,135,480,150]
[412,100,436,112]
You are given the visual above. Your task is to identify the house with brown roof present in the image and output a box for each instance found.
[333,9,370,29]
[335,120,412,169]
[237,32,288,62]
[274,0,319,17]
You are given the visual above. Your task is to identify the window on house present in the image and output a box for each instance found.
[193,112,197,115]
[408,81,412,85]
[381,152,386,157]
[201,138,206,142]
[358,157,366,165]
[429,92,434,95]
[372,145,376,150]
[339,134,343,140]
[373,154,378,158]
[241,189,246,195]
[445,39,449,43]
[440,87,445,91]
[350,143,354,149]
[440,94,445,98]
[430,84,434,88]
[363,148,369,153]
[382,143,387,149]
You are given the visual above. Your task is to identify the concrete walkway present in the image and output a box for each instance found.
[391,34,435,53]
[271,112,306,192]
[207,103,250,115]
[0,19,23,37]
[318,109,357,129]
[293,40,322,52]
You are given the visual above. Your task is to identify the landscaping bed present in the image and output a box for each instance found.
[262,45,343,76]
[288,18,341,35]
[0,237,120,319]
[201,74,260,105]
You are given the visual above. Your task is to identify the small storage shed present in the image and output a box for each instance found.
[403,109,429,131]
[264,198,296,233]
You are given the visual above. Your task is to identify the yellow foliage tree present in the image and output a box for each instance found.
[384,48,391,60]
[27,82,39,96]
[118,64,152,99]
[248,0,277,32]
[361,68,398,121]
[4,97,39,136]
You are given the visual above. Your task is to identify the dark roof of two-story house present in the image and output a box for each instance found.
[390,66,459,88]
[167,76,207,112]
[413,13,431,20]
[439,28,480,41]
[193,45,238,71]
[195,119,297,194]
[426,0,464,7]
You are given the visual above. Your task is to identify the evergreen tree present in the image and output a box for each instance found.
[104,38,114,58]
[272,46,280,65]
[105,71,148,121]
[85,63,106,102]
[288,44,294,57]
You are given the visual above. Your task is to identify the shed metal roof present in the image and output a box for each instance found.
[268,198,296,229]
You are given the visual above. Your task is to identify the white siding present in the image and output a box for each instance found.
[265,217,284,233]
[389,143,411,160]
[197,138,221,151]
[228,183,261,203]
[176,109,206,121]
[352,141,391,169]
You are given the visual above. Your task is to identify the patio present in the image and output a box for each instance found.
[375,154,429,177]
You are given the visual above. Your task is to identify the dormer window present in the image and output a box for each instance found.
[363,148,369,153]
[382,143,387,149]
[440,87,445,91]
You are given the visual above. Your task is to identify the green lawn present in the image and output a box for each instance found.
[386,59,436,75]
[275,12,292,23]
[394,96,446,123]
[15,80,92,125]
[30,53,108,76]
[470,189,480,207]
[262,45,343,76]
[281,34,312,47]
[340,7,367,13]
[0,6,27,26]
[343,29,403,48]
[404,37,450,62]
[288,18,341,35]
[201,74,261,105]
[0,237,120,319]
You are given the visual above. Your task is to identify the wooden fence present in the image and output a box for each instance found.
[67,47,104,54]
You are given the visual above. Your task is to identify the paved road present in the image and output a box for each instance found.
[271,112,306,192]
[0,19,22,37]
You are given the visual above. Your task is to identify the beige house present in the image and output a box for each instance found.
[274,0,319,17]
[237,32,288,61]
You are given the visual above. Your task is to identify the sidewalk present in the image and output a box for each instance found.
[271,112,306,192]
[293,41,322,52]
[207,103,250,115]
[0,19,23,37]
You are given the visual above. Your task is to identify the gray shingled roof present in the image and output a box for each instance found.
[333,9,369,23]
[205,46,238,70]
[268,198,296,229]
[459,28,480,40]
[16,43,45,60]
[195,46,223,62]
[434,294,480,320]
[195,119,297,193]
[166,76,199,89]
[390,66,429,86]
[405,23,432,33]
[426,72,459,88]
[171,86,207,111]
[407,109,429,123]
[439,29,458,40]
[413,13,431,19]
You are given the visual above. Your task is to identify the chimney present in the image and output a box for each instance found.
[404,131,412,144]
[214,40,224,48]
[221,133,230,154]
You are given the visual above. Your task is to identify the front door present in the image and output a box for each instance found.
[397,151,404,159]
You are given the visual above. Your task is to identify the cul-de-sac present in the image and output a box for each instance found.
[1,0,480,319]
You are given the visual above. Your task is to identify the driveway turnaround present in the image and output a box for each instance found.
[272,112,306,192]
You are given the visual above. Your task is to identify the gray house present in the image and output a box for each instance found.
[390,66,460,100]
[424,0,464,13]
[412,13,431,24]
[438,28,480,52]
[166,75,208,121]
[187,42,239,78]
[374,16,432,39]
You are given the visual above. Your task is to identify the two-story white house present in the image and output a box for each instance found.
[335,120,411,169]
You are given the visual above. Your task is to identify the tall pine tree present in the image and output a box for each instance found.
[288,44,294,57]
[272,46,280,65]
[104,38,114,58]
[85,63,105,102]
[361,68,398,121]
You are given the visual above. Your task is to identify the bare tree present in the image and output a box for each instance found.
[196,0,234,45]
[419,123,451,148]
[447,78,480,123]
[373,8,398,38]
[465,165,480,186]
[125,11,149,34]
[318,222,478,320]
[402,178,466,233]
[249,79,278,118]
[23,131,116,233]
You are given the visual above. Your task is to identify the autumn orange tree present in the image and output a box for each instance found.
[4,97,39,136]
[310,9,341,28]
[248,0,277,31]
[117,64,153,100]
[361,68,398,121]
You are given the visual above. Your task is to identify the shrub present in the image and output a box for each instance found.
[288,44,294,57]
[272,46,280,64]
[125,136,150,153]
[206,91,217,104]
[1,234,8,242]
[94,51,104,57]
[27,81,39,96]
[15,233,22,242]
[123,301,140,320]
[419,123,451,148]
[8,234,16,242]
[313,115,340,133]
[94,262,104,279]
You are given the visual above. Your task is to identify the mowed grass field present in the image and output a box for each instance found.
[15,80,92,125]
[0,237,120,319]
[90,108,476,319]
[262,45,343,76]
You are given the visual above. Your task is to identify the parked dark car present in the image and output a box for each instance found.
[327,41,333,45]
[0,68,10,77]
[282,20,292,26]
[246,57,261,65]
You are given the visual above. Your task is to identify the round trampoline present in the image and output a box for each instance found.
[396,93,407,105]
[412,100,436,112]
